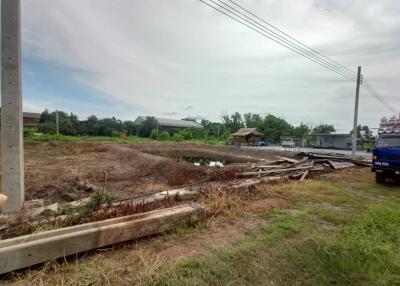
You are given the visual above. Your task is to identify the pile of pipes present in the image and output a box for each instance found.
[231,153,370,181]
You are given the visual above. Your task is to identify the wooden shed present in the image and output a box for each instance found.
[231,128,263,146]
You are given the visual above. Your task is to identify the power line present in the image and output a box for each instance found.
[198,0,357,81]
[215,0,356,78]
[226,0,356,76]
[362,79,398,114]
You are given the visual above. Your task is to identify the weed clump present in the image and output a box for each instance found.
[199,186,243,218]
[61,190,117,225]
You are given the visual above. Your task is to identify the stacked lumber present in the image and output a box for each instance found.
[233,152,365,181]
[297,152,372,167]
[236,156,319,181]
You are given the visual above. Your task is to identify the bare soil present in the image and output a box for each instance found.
[5,141,293,205]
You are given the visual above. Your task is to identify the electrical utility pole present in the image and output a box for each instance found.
[351,66,362,158]
[1,0,24,212]
[56,110,59,135]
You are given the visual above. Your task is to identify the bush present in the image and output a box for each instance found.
[158,131,170,141]
[37,122,56,134]
[149,129,158,140]
[111,131,120,137]
[173,133,184,142]
[23,127,37,138]
[180,129,193,140]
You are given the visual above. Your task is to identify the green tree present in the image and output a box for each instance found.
[261,115,293,143]
[138,117,158,137]
[244,113,263,129]
[312,124,336,134]
[122,121,136,136]
[293,123,310,138]
[222,112,244,133]
[181,117,197,123]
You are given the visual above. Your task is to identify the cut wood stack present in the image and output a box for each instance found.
[231,152,368,181]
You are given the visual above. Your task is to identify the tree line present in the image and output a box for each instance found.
[33,109,372,143]
[37,109,136,137]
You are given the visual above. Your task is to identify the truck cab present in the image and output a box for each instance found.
[372,132,400,183]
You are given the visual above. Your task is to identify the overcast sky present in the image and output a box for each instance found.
[21,0,400,132]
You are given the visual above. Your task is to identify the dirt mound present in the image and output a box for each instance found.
[27,177,97,204]
[16,141,288,205]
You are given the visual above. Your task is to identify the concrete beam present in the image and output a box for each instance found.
[0,204,205,275]
[1,0,24,212]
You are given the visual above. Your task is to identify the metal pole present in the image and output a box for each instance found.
[56,110,59,135]
[1,0,24,212]
[351,66,362,158]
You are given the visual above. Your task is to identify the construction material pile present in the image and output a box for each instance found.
[231,152,371,181]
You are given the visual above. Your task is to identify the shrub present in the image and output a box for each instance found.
[180,129,193,140]
[149,129,158,140]
[173,133,184,142]
[158,131,170,141]
[23,127,37,138]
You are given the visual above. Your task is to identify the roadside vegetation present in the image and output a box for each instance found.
[24,132,225,145]
[4,168,400,286]
[27,109,375,145]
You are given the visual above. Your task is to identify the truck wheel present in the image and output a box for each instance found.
[375,173,386,184]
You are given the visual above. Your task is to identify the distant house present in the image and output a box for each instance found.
[315,134,363,150]
[133,116,203,134]
[231,128,263,146]
[0,109,40,128]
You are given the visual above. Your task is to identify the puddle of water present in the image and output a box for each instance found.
[181,156,225,167]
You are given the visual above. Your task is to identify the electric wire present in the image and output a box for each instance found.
[215,0,356,78]
[199,0,396,113]
[226,0,356,75]
[198,0,356,81]
[362,79,398,114]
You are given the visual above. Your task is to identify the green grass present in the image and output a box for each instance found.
[141,203,400,286]
[5,170,400,286]
[143,213,305,286]
[25,134,152,143]
[140,177,400,286]
[24,134,225,145]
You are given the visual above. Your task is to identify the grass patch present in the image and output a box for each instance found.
[273,204,400,286]
[4,169,400,285]
[173,222,208,239]
[25,134,152,144]
[25,134,225,145]
[141,202,400,286]
[142,213,305,286]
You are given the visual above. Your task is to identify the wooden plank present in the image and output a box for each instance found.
[274,156,300,164]
[0,203,204,275]
[328,160,355,170]
[299,170,309,181]
[241,165,313,176]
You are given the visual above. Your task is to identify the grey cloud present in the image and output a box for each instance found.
[21,0,400,131]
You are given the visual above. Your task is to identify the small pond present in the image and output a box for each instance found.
[181,156,226,167]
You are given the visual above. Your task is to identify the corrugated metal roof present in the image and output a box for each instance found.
[231,128,263,136]
[0,108,40,119]
[156,118,202,128]
[315,133,351,137]
[133,116,202,128]
[23,112,41,118]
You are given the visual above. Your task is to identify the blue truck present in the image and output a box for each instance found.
[372,131,400,183]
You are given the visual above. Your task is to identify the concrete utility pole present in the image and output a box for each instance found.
[351,66,362,158]
[1,0,24,212]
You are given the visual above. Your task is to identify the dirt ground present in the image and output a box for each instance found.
[6,141,293,205]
